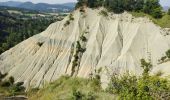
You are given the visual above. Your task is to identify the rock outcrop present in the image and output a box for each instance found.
[0,8,170,88]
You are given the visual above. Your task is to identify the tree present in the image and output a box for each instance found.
[76,0,88,8]
[143,0,162,18]
[168,8,170,15]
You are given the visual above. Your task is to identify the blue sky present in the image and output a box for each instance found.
[0,0,170,6]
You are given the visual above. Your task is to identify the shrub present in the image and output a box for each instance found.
[64,20,70,27]
[69,14,74,21]
[80,35,87,42]
[1,81,11,87]
[9,76,14,85]
[168,8,170,15]
[72,88,84,100]
[0,72,7,81]
[107,59,170,100]
[160,56,167,62]
[99,10,108,17]
[166,49,170,58]
[80,7,85,13]
[151,7,163,18]
[37,42,43,47]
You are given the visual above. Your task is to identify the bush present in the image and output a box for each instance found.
[80,35,87,42]
[9,76,14,85]
[64,20,70,27]
[99,10,108,17]
[151,7,163,18]
[168,8,170,15]
[72,88,84,100]
[160,56,167,62]
[1,81,11,87]
[37,42,43,47]
[166,49,170,58]
[107,59,170,100]
[69,14,74,20]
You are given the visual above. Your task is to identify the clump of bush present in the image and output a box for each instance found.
[64,20,71,27]
[158,49,170,63]
[69,14,74,21]
[64,13,74,27]
[107,59,170,100]
[37,42,44,47]
[99,10,108,17]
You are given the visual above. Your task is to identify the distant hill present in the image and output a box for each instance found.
[0,1,22,7]
[0,1,76,13]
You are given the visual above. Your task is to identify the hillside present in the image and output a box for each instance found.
[0,7,64,54]
[0,8,170,90]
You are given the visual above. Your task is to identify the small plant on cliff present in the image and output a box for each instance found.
[166,49,170,59]
[99,10,108,17]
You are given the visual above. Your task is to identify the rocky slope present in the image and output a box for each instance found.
[0,8,170,89]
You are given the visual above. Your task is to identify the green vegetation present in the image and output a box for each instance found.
[76,0,163,18]
[0,8,62,54]
[158,49,170,63]
[107,59,170,100]
[64,13,74,27]
[28,76,115,100]
[166,49,170,59]
[71,31,87,76]
[28,59,170,100]
[130,12,170,28]
[168,8,170,15]
[0,72,25,96]
[99,10,108,17]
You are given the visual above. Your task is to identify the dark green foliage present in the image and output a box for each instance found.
[143,0,162,18]
[76,0,88,9]
[168,8,170,15]
[76,0,163,18]
[0,10,57,54]
[160,56,167,62]
[9,76,14,85]
[107,59,170,100]
[69,14,74,21]
[99,10,108,17]
[37,42,44,47]
[80,35,87,42]
[166,49,170,58]
[1,81,11,87]
[72,88,84,100]
[72,89,97,100]
[0,72,7,82]
[0,72,25,96]
[140,59,152,78]
[64,20,70,27]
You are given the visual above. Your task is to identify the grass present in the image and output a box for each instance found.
[130,12,170,28]
[28,76,116,100]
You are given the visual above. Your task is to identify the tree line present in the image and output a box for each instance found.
[76,0,163,18]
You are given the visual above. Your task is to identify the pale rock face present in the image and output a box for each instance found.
[0,8,170,88]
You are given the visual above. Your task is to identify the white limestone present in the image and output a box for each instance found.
[0,8,170,88]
